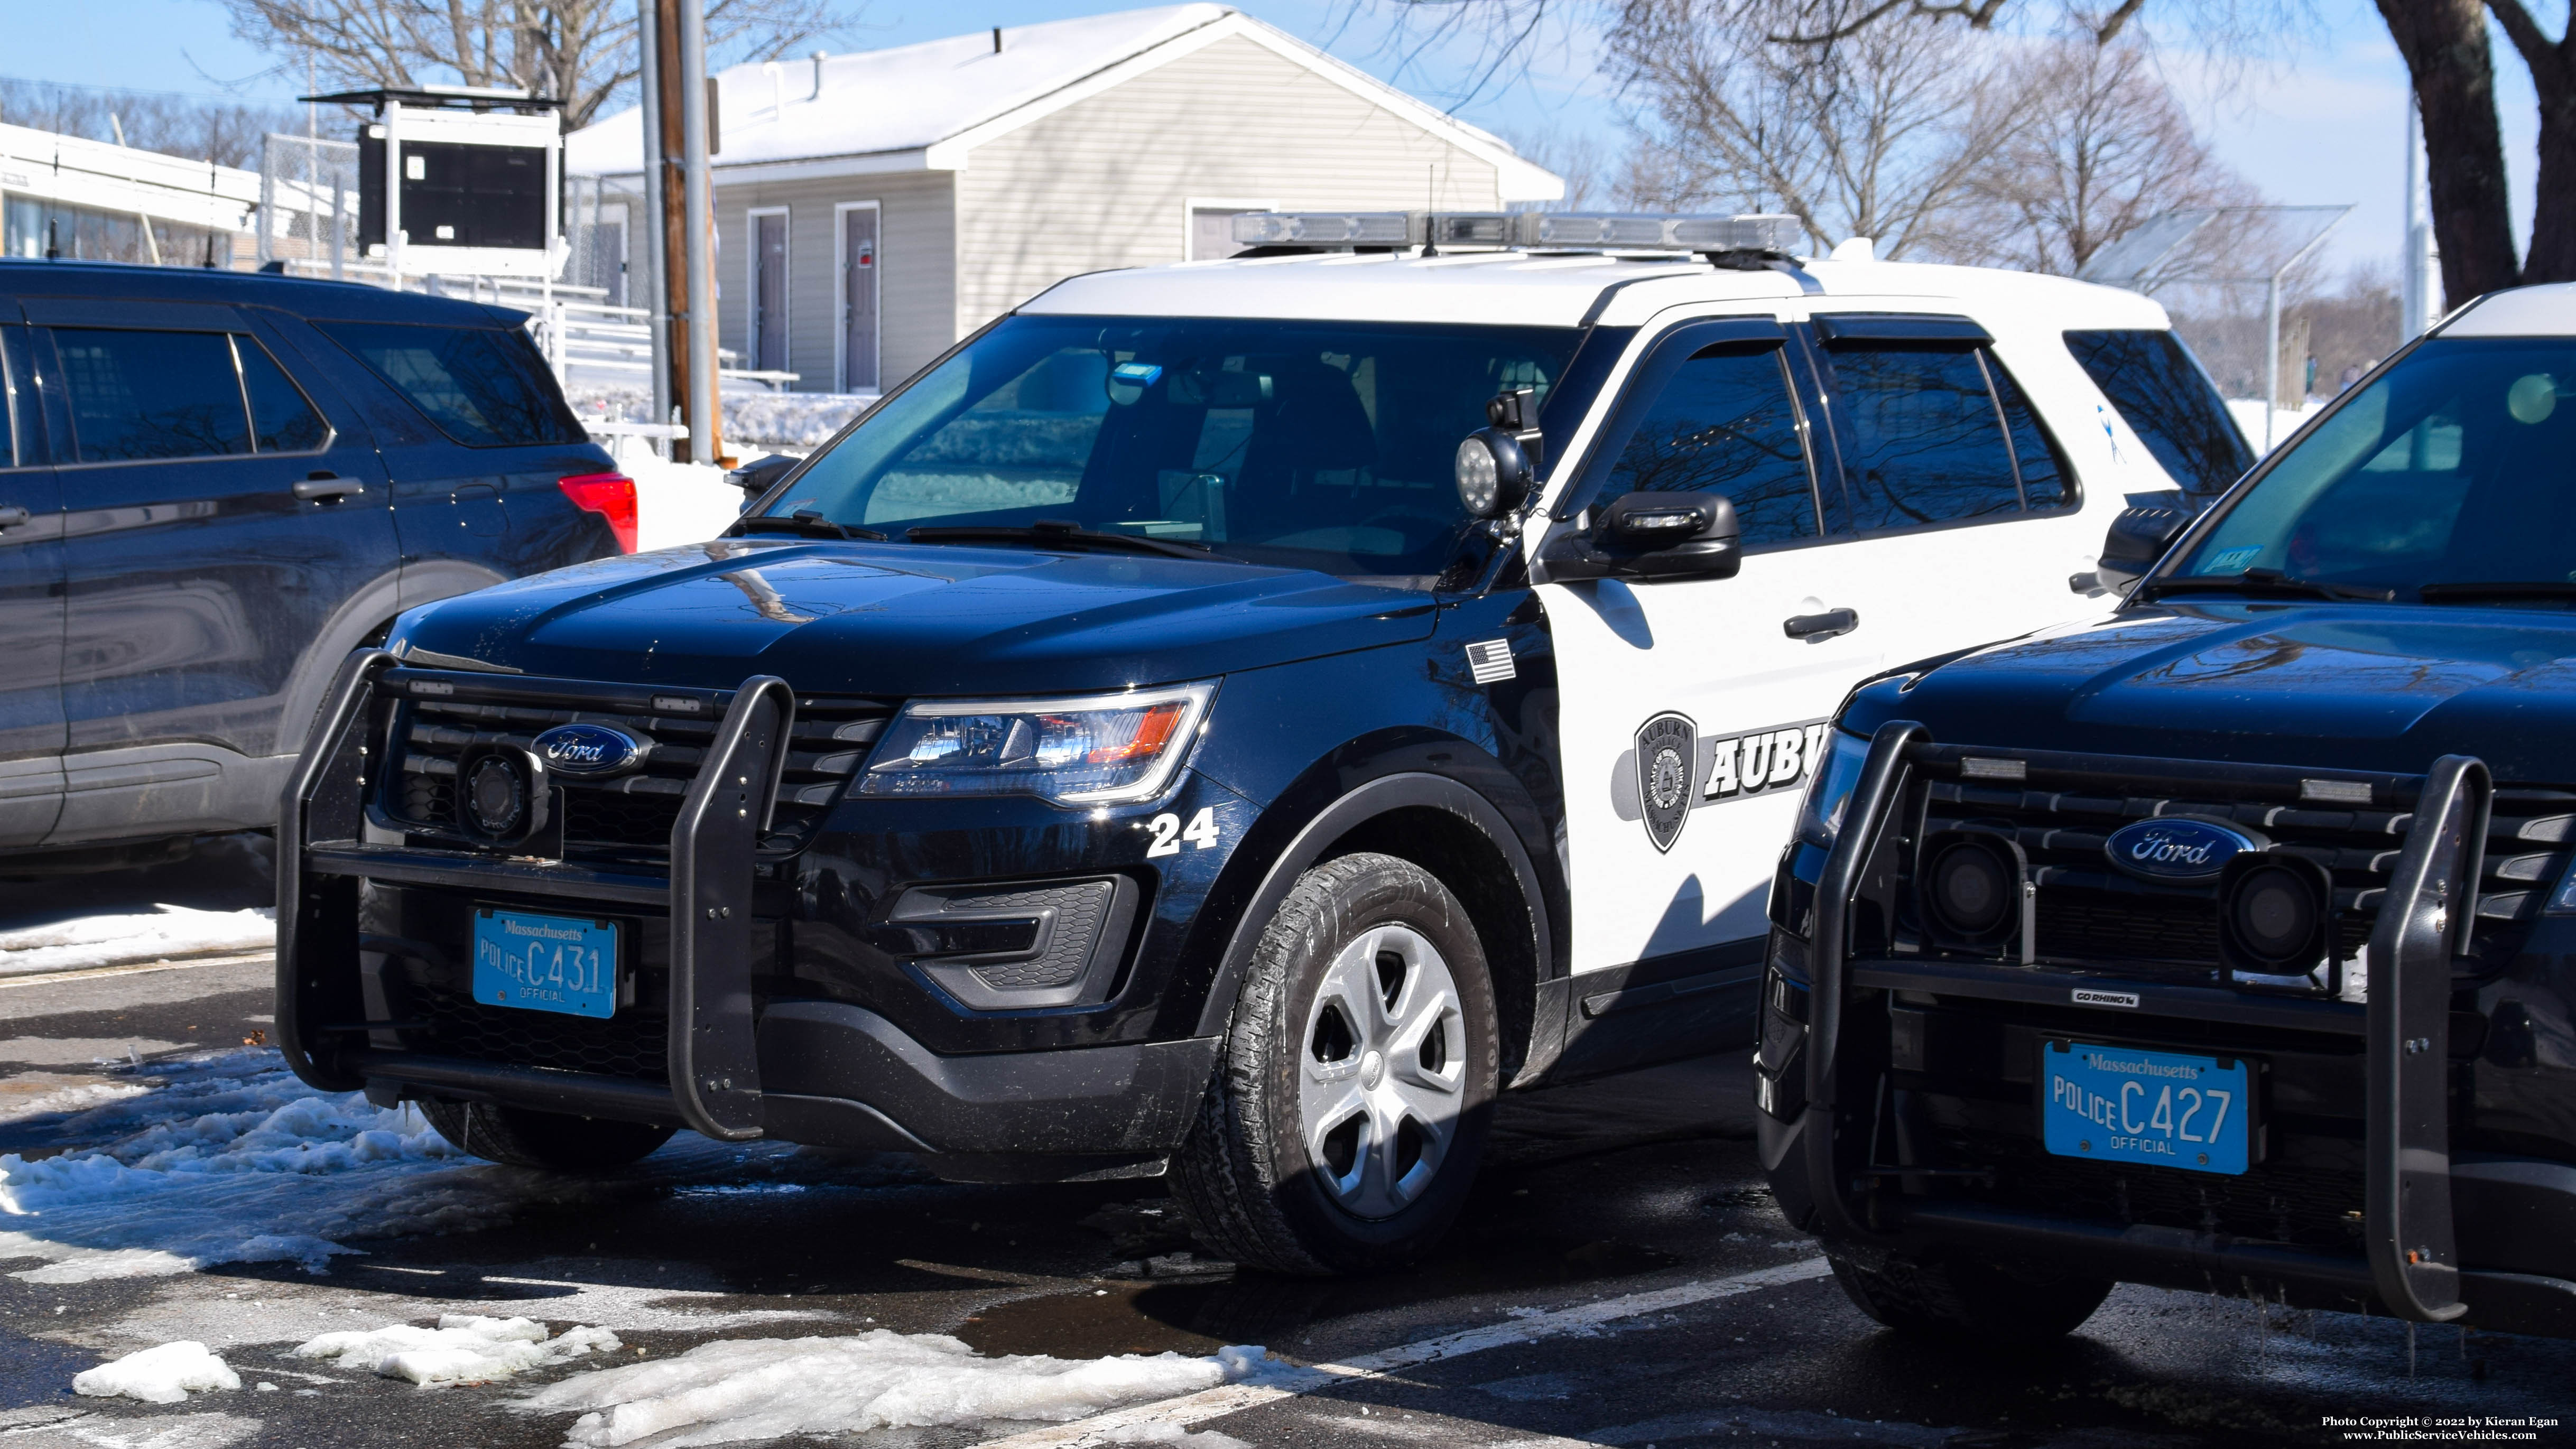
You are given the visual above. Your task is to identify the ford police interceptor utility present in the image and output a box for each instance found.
[277,211,2248,1274]
[1762,282,2576,1340]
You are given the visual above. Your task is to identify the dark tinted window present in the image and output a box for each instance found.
[1827,345,2021,531]
[2065,328,2254,495]
[1602,345,1816,545]
[0,328,28,468]
[318,321,585,447]
[52,329,251,462]
[1991,359,2074,509]
[237,340,330,452]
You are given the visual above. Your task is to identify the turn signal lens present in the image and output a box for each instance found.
[559,472,639,553]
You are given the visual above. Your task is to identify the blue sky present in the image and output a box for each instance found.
[3,0,2545,277]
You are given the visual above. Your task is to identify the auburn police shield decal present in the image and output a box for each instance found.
[1635,712,1697,853]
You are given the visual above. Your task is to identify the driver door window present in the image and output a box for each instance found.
[1600,344,1819,546]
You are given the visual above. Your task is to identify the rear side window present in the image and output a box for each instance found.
[1991,364,2074,510]
[318,320,585,447]
[48,329,330,464]
[52,329,252,462]
[1600,343,1817,546]
[1824,345,2023,532]
[2064,329,2254,496]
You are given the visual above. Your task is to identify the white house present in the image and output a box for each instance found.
[564,4,1563,394]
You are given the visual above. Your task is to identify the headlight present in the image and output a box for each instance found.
[1795,727,1871,849]
[858,682,1216,805]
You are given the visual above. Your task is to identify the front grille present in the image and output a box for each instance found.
[381,678,896,862]
[1906,749,2573,981]
[412,980,669,1082]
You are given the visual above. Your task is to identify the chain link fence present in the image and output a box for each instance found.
[256,133,360,276]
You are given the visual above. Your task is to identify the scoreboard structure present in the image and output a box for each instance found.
[309,86,565,280]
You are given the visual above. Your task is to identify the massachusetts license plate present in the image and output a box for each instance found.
[471,909,618,1019]
[2042,1041,2250,1175]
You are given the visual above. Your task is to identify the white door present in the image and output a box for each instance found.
[1543,313,1880,976]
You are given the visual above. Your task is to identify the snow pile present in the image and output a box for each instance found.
[71,1341,241,1402]
[0,1076,152,1123]
[0,1048,487,1283]
[565,385,874,451]
[0,905,274,977]
[518,1331,1265,1448]
[625,455,746,552]
[294,1314,622,1386]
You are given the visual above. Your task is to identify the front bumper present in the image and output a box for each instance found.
[276,651,1217,1171]
[1762,721,2576,1339]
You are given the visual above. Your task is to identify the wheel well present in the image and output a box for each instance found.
[1323,806,1539,1084]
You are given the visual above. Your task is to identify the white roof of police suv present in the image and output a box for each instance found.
[1020,251,2175,332]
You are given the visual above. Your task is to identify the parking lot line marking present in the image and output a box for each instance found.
[0,950,274,990]
[970,1255,1831,1448]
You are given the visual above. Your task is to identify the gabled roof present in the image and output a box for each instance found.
[564,4,1561,201]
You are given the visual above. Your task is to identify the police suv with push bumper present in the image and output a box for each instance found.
[279,210,2243,1273]
[1763,281,2576,1340]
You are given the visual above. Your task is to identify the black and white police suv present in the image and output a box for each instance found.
[279,211,2244,1274]
[1762,282,2576,1340]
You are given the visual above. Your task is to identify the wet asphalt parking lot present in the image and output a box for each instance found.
[1,858,2571,1449]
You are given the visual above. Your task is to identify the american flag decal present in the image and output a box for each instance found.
[1465,638,1516,684]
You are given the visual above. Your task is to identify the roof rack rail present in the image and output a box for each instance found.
[1227,210,1804,261]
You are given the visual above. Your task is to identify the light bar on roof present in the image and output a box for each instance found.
[1228,210,1805,255]
[1230,211,1420,247]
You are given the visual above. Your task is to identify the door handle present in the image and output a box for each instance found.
[293,473,364,503]
[1783,606,1860,640]
[0,505,27,531]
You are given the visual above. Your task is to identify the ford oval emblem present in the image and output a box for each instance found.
[531,722,649,778]
[2104,818,2258,883]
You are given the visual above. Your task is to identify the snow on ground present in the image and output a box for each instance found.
[0,906,274,978]
[293,1314,622,1386]
[568,386,875,452]
[70,1340,241,1403]
[0,1074,153,1123]
[517,1332,1266,1449]
[624,453,748,552]
[0,1047,495,1284]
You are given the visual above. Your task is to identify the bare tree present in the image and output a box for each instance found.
[1923,40,2255,274]
[2482,0,2576,283]
[217,0,857,131]
[1607,0,2039,258]
[0,79,298,168]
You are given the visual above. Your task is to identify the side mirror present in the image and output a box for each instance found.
[726,452,799,498]
[1533,492,1742,583]
[2095,503,2193,596]
[1454,388,1544,519]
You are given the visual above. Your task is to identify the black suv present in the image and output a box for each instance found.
[0,261,629,871]
[1762,283,2576,1341]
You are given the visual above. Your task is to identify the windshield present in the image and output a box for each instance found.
[765,314,1580,580]
[2169,338,2576,600]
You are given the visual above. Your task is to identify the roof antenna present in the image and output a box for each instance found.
[992,26,1003,53]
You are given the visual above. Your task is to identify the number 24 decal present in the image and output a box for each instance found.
[1146,807,1220,858]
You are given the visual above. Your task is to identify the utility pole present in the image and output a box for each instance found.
[677,0,724,466]
[639,0,673,457]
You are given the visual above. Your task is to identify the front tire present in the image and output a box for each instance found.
[1172,852,1499,1276]
[1826,1247,2112,1343]
[419,1098,674,1172]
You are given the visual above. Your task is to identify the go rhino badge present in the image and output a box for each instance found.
[1636,712,1697,853]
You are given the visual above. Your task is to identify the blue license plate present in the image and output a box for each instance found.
[471,909,619,1019]
[2042,1041,2250,1175]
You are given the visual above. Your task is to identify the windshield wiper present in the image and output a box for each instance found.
[905,519,1217,561]
[2136,568,2395,603]
[2419,581,2576,603]
[735,510,886,542]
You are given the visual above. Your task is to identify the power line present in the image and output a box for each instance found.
[0,72,300,109]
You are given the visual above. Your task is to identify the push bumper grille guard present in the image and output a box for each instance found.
[276,649,795,1143]
[1803,720,2491,1324]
